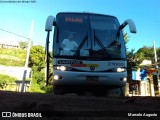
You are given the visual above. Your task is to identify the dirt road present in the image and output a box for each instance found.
[0,91,160,120]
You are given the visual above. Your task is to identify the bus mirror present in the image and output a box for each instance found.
[120,19,137,33]
[45,16,55,31]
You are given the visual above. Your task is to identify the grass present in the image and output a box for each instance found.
[0,48,26,66]
[0,48,26,59]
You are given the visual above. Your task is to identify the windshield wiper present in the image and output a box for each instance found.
[74,35,88,56]
[94,32,111,58]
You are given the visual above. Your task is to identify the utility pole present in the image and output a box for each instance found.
[21,20,34,92]
[25,20,34,67]
[154,40,158,68]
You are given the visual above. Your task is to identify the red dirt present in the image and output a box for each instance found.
[0,91,160,120]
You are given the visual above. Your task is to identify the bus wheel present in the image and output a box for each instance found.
[77,90,85,96]
[53,86,65,95]
[93,90,107,97]
[120,87,125,97]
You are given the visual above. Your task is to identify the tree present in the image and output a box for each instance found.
[19,41,28,49]
[134,46,154,63]
[123,32,129,44]
[28,45,53,93]
[157,48,160,62]
[29,45,45,71]
[29,45,45,93]
[123,32,138,83]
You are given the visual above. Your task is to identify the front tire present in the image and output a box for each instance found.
[53,86,65,95]
[92,89,108,97]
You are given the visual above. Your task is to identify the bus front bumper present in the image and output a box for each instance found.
[52,71,127,88]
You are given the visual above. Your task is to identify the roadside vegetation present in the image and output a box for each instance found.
[0,42,53,93]
[0,74,17,89]
[0,48,26,66]
[127,46,160,68]
[28,45,53,93]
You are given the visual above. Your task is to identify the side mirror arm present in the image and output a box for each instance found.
[45,15,55,85]
[119,19,137,33]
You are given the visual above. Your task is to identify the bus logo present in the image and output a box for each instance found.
[90,66,95,71]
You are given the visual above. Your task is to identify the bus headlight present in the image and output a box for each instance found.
[54,65,72,71]
[120,77,127,82]
[54,75,59,80]
[54,66,66,71]
[123,77,127,82]
[60,66,66,71]
[53,75,62,80]
[116,68,126,72]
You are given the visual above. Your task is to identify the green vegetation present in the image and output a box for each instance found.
[0,48,26,66]
[19,41,28,49]
[0,74,17,89]
[125,31,160,67]
[0,48,26,59]
[134,46,160,63]
[127,46,160,67]
[28,45,53,93]
[0,47,26,89]
[0,45,53,93]
[125,33,160,83]
[0,58,25,66]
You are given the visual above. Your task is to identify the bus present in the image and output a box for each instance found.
[45,12,136,96]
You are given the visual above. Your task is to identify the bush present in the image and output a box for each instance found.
[42,85,53,93]
[29,70,46,93]
[29,69,53,93]
[29,78,45,93]
[0,74,17,89]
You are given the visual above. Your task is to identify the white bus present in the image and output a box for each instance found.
[45,12,136,96]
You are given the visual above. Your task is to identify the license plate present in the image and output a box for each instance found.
[86,76,99,81]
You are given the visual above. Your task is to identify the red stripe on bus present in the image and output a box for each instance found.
[71,64,86,67]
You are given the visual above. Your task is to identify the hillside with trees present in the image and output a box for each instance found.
[127,46,160,68]
[0,43,53,93]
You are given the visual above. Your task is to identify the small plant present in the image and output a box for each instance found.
[0,74,17,89]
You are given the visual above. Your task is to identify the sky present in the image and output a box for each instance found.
[0,0,160,52]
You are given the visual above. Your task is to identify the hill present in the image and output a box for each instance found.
[0,48,26,66]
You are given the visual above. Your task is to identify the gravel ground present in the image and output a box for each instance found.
[0,91,160,120]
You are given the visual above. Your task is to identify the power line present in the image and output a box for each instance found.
[0,27,45,46]
[0,28,29,40]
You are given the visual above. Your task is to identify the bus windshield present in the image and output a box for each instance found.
[53,13,126,60]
